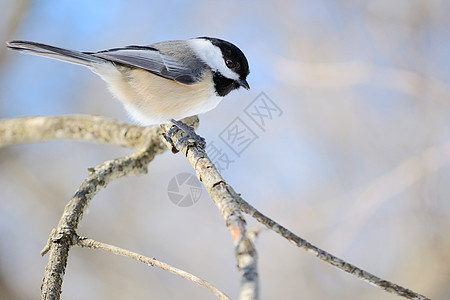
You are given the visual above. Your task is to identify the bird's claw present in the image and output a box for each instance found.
[166,119,206,150]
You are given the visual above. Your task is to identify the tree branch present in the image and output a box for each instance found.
[0,115,157,149]
[161,123,259,300]
[160,123,429,300]
[235,196,430,300]
[31,115,198,299]
[0,115,430,300]
[76,237,231,300]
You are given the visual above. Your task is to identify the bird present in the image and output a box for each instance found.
[6,37,250,146]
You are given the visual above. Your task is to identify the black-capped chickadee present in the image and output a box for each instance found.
[6,37,250,144]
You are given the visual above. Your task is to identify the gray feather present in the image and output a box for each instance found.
[90,41,207,85]
[7,40,207,85]
[6,40,105,67]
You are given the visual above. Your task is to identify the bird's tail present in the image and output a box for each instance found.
[6,40,105,67]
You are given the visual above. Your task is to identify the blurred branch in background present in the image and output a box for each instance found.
[0,0,30,63]
[327,141,450,255]
[274,58,450,104]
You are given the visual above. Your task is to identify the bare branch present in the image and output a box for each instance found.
[0,115,158,149]
[38,116,199,300]
[0,115,430,299]
[235,230,259,300]
[161,124,259,300]
[235,195,430,300]
[41,139,162,299]
[76,237,231,300]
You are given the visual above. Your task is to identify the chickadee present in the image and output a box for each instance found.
[6,37,250,144]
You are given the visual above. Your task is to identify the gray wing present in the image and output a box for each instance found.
[88,44,205,85]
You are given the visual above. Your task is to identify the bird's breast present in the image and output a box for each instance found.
[100,66,222,125]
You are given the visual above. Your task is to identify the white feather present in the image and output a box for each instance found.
[188,39,240,81]
[92,65,221,125]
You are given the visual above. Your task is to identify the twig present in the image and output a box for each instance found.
[161,123,259,300]
[76,237,231,300]
[40,141,160,299]
[235,195,430,300]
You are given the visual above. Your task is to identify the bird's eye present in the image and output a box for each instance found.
[225,60,235,68]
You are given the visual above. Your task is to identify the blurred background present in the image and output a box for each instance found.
[0,0,449,299]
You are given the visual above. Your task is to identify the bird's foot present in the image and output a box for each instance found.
[165,119,206,150]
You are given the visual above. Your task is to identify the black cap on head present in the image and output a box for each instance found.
[198,37,250,80]
[198,37,250,96]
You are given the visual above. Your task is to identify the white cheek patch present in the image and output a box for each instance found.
[189,39,240,81]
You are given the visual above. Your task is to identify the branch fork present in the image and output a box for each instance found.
[0,115,429,300]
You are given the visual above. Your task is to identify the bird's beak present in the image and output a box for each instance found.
[239,79,250,90]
